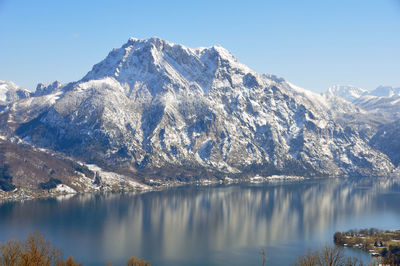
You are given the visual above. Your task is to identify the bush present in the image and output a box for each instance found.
[381,245,400,265]
[0,179,16,192]
[39,178,62,190]
[0,165,15,192]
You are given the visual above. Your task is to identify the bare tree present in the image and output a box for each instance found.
[319,245,344,266]
[295,245,364,266]
[0,238,21,266]
[295,249,318,266]
[0,231,81,266]
[342,257,365,266]
[19,231,62,266]
[58,255,81,266]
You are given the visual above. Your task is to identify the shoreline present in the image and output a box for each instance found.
[0,174,307,204]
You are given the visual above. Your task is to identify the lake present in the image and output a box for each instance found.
[1,177,400,265]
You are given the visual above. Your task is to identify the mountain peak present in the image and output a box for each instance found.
[124,36,171,49]
[208,44,238,62]
[34,80,63,96]
[0,80,31,104]
[81,37,251,94]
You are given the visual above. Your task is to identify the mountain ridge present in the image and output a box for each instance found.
[0,37,397,192]
[327,84,400,121]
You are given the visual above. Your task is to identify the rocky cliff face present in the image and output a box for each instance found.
[1,37,395,181]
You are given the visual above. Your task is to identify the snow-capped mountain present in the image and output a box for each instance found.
[327,84,400,100]
[0,37,396,181]
[326,84,400,167]
[327,85,368,102]
[370,86,400,97]
[0,80,31,105]
[354,86,400,121]
[327,84,400,121]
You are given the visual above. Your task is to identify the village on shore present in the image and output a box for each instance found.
[334,228,400,263]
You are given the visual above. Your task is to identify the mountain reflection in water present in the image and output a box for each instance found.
[1,177,400,265]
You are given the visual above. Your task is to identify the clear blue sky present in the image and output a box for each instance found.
[0,0,399,92]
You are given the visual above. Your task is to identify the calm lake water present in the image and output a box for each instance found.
[1,177,400,265]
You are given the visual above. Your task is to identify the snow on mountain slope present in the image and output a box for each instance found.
[353,94,400,120]
[3,37,395,179]
[0,80,31,105]
[370,119,400,166]
[82,37,252,97]
[289,82,364,116]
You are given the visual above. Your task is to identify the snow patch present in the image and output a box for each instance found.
[86,164,151,190]
[52,184,77,194]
